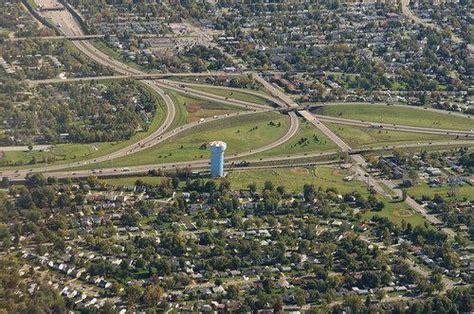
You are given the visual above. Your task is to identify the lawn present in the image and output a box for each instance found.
[362,200,426,227]
[408,182,474,201]
[0,84,166,169]
[314,104,473,130]
[189,85,275,106]
[325,123,459,148]
[252,118,338,159]
[87,111,290,169]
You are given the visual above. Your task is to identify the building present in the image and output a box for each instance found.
[209,141,227,177]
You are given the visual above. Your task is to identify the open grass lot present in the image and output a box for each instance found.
[166,90,244,124]
[362,200,426,226]
[408,182,474,201]
[0,144,98,166]
[252,118,338,158]
[314,104,473,130]
[326,123,458,148]
[0,85,166,169]
[189,85,275,106]
[228,166,368,194]
[87,111,290,169]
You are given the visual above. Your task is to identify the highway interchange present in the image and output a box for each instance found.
[4,0,473,236]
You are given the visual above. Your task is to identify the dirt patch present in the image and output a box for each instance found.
[186,103,202,113]
[395,209,414,217]
[290,168,309,175]
[332,168,344,177]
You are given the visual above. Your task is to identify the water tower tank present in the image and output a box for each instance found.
[208,141,227,177]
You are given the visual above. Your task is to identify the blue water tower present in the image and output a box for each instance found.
[209,141,227,177]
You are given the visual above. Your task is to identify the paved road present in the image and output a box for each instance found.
[0,111,257,178]
[11,34,104,41]
[253,74,299,108]
[164,80,287,108]
[298,110,353,152]
[3,140,468,181]
[8,1,304,182]
[155,80,273,111]
[28,72,244,86]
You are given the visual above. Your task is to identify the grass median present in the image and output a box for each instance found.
[83,111,290,169]
[314,104,473,130]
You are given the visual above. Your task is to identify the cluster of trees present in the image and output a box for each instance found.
[1,80,157,146]
[70,0,212,28]
[216,0,469,92]
[183,46,233,73]
[0,255,66,313]
[1,172,471,312]
[0,2,54,38]
[1,39,112,80]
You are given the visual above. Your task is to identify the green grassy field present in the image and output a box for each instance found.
[166,90,245,125]
[228,166,367,194]
[314,104,473,130]
[252,118,338,158]
[326,123,459,148]
[0,144,98,166]
[86,111,290,169]
[0,85,166,169]
[408,183,474,201]
[190,85,274,106]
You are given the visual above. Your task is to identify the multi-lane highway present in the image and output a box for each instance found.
[163,80,287,108]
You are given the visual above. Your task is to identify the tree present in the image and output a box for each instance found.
[1,177,9,189]
[126,285,144,308]
[143,284,164,308]
[402,188,408,201]
[264,180,274,191]
[408,169,419,184]
[227,285,239,299]
[303,184,315,202]
[343,293,364,312]
[375,288,386,301]
[171,177,180,189]
[430,271,444,292]
[247,182,257,193]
